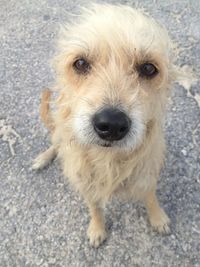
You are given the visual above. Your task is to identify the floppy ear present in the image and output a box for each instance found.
[40,89,54,131]
[168,41,198,87]
[171,64,198,89]
[168,64,180,83]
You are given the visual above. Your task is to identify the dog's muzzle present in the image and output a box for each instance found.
[92,107,131,141]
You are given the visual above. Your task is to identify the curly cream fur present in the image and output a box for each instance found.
[33,4,177,247]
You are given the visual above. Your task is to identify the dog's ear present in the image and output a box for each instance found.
[169,64,181,83]
[40,89,55,131]
[168,41,198,86]
[170,64,198,89]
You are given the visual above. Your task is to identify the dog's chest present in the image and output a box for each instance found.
[80,150,136,201]
[61,145,143,202]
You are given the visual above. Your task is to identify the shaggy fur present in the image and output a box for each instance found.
[33,4,177,247]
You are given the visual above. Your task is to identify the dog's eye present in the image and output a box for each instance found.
[73,58,91,74]
[138,63,158,78]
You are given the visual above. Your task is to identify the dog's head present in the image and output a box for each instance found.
[54,4,176,151]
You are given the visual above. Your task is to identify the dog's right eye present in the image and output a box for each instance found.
[137,63,158,78]
[73,58,91,75]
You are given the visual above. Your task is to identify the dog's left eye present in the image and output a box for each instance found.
[138,63,158,78]
[73,58,91,74]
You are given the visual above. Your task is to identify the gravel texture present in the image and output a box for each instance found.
[0,0,200,266]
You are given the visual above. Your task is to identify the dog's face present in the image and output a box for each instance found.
[55,5,175,151]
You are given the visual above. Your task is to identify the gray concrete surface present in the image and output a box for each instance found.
[0,0,200,266]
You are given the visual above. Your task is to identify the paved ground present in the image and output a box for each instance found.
[1,0,200,266]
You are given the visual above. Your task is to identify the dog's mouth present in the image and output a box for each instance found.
[101,143,112,147]
[97,141,113,148]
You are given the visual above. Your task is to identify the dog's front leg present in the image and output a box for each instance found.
[143,189,171,234]
[86,201,107,248]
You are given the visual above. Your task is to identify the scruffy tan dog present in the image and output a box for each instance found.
[33,4,177,247]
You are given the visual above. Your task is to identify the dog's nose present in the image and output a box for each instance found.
[93,108,131,141]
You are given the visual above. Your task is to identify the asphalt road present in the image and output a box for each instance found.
[0,0,200,266]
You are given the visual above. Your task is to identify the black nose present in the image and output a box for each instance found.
[93,108,131,141]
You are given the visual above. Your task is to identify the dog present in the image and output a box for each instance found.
[33,4,177,247]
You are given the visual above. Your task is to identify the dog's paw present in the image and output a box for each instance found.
[32,153,48,170]
[87,222,107,248]
[149,209,171,234]
[32,147,56,170]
